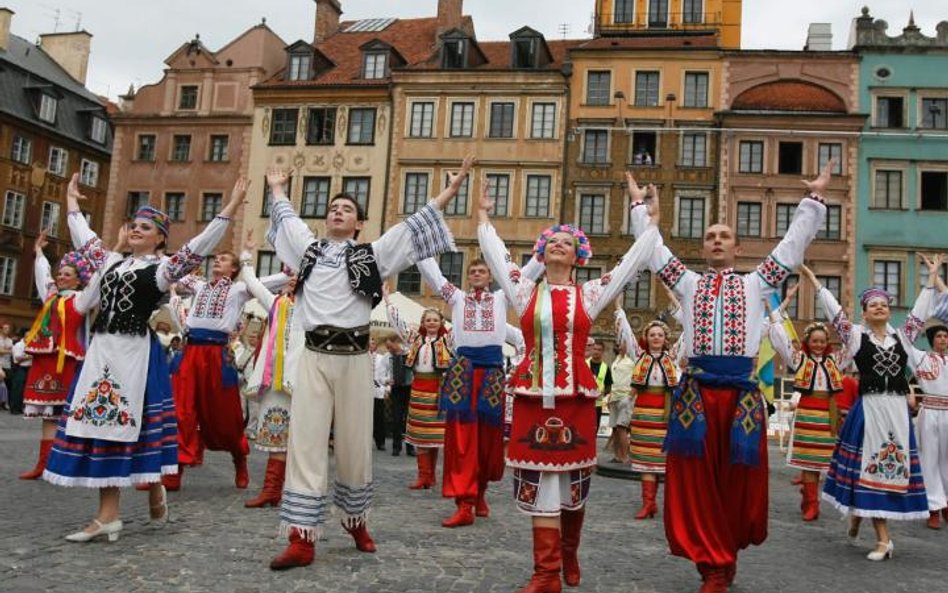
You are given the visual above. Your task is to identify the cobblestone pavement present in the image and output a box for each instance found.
[1,412,945,593]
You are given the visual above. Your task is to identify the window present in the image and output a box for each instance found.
[11,135,32,165]
[48,147,68,176]
[818,143,843,175]
[208,135,229,162]
[631,131,657,165]
[261,177,292,218]
[531,103,556,139]
[178,85,199,110]
[201,193,223,221]
[363,52,388,79]
[440,252,464,287]
[634,71,660,107]
[0,256,15,296]
[921,172,948,211]
[624,271,651,309]
[40,201,61,237]
[343,177,371,212]
[403,173,430,215]
[513,37,538,69]
[921,98,948,129]
[288,54,312,81]
[444,174,470,216]
[586,71,612,105]
[815,276,841,320]
[775,203,795,236]
[677,197,705,239]
[307,107,337,145]
[165,193,186,221]
[270,108,299,145]
[126,191,149,219]
[90,117,108,144]
[256,251,283,277]
[39,94,57,123]
[578,194,607,234]
[778,142,803,175]
[137,135,156,161]
[817,205,842,240]
[485,173,510,217]
[2,191,25,228]
[680,132,707,167]
[873,260,901,306]
[582,130,609,164]
[171,135,192,162]
[79,159,99,187]
[489,102,515,138]
[301,177,331,218]
[875,96,904,128]
[683,72,709,108]
[736,202,761,237]
[347,108,376,145]
[739,141,763,173]
[397,265,422,294]
[449,102,475,138]
[683,0,703,23]
[525,175,552,218]
[649,0,669,27]
[873,170,903,209]
[575,267,601,285]
[409,102,435,138]
[442,39,467,69]
[614,0,635,23]
[919,262,948,291]
[781,274,800,319]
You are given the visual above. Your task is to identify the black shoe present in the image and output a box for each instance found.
[375,444,385,451]
[391,449,401,457]
[406,449,416,457]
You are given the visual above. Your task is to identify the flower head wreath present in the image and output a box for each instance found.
[533,224,592,267]
[58,251,94,287]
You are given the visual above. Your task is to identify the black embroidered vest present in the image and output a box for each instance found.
[91,261,164,336]
[296,239,383,307]
[853,333,910,395]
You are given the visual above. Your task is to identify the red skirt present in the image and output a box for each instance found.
[23,353,80,407]
[506,395,597,472]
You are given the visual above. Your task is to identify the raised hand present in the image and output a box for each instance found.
[244,229,257,252]
[779,283,799,312]
[448,155,477,190]
[647,185,661,226]
[266,167,289,196]
[220,176,251,218]
[66,173,88,213]
[625,172,647,202]
[798,263,818,286]
[803,158,834,196]
[114,224,129,253]
[35,229,50,254]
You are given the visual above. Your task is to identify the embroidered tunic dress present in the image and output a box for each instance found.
[43,212,229,487]
[820,287,932,520]
[908,340,948,513]
[478,221,659,516]
[22,253,88,418]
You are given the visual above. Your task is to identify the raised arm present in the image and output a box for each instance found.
[582,226,660,320]
[417,257,461,306]
[265,168,316,270]
[476,188,533,315]
[382,285,413,343]
[430,155,476,211]
[899,254,942,348]
[239,256,277,311]
[613,299,641,357]
[33,231,55,300]
[807,268,857,368]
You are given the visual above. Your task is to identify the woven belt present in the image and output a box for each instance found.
[304,324,370,355]
[924,395,948,411]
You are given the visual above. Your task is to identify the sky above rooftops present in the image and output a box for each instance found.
[5,0,943,100]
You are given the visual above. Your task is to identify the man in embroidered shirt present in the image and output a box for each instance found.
[265,156,474,570]
[628,162,832,592]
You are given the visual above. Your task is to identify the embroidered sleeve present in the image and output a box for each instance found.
[175,274,201,295]
[903,287,935,343]
[157,216,230,291]
[68,209,98,250]
[755,255,791,289]
[385,300,412,342]
[583,227,659,319]
[417,258,459,305]
[77,235,110,271]
[817,285,857,368]
[404,203,456,262]
[755,197,825,292]
[161,245,205,287]
[657,257,687,290]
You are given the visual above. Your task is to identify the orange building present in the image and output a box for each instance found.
[594,0,743,49]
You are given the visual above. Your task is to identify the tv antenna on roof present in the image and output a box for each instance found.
[558,23,570,39]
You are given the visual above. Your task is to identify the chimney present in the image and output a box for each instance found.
[437,0,463,37]
[804,23,832,51]
[0,8,13,52]
[39,30,93,84]
[314,0,342,44]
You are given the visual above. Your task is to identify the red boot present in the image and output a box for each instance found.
[428,448,439,487]
[162,466,183,492]
[343,520,377,553]
[801,481,820,521]
[634,480,658,519]
[790,472,803,486]
[19,439,53,480]
[561,508,585,587]
[233,453,250,489]
[475,491,491,518]
[442,499,475,528]
[269,528,315,570]
[409,449,433,490]
[698,566,729,593]
[516,526,562,593]
[927,511,941,530]
[245,458,286,508]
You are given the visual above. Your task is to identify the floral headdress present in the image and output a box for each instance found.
[533,224,592,267]
[58,251,94,287]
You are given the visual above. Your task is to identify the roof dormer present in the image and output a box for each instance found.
[509,26,553,69]
[359,39,406,80]
[284,40,335,81]
[440,28,486,70]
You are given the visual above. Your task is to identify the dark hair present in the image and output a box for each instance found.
[329,193,366,240]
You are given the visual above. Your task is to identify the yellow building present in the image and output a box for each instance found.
[594,0,743,49]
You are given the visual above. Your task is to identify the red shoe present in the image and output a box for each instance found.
[928,511,941,530]
[801,482,820,522]
[698,567,729,593]
[724,564,736,586]
[134,482,151,491]
[343,520,377,553]
[475,493,491,518]
[634,480,659,520]
[516,526,562,593]
[408,449,433,490]
[561,509,585,587]
[269,528,315,570]
[162,467,183,492]
[233,453,250,489]
[442,501,475,528]
[245,458,286,508]
[19,439,53,480]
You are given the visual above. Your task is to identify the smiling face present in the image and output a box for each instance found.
[55,265,81,291]
[467,263,492,290]
[544,232,577,267]
[863,297,891,324]
[128,218,164,253]
[933,330,948,354]
[325,196,364,240]
[421,311,443,336]
[702,224,741,269]
[805,328,829,356]
[646,325,668,352]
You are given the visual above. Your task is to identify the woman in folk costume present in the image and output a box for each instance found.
[768,280,845,522]
[42,177,247,542]
[384,287,453,490]
[806,256,940,561]
[240,230,302,508]
[614,299,681,520]
[477,182,660,593]
[19,218,93,480]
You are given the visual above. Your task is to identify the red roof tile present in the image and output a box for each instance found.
[731,80,847,112]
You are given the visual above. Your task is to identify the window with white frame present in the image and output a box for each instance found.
[0,256,16,295]
[489,102,515,138]
[683,72,709,108]
[137,134,156,161]
[486,173,510,216]
[301,176,331,218]
[409,102,435,138]
[677,196,705,239]
[818,143,843,175]
[681,132,707,167]
[343,177,371,212]
[736,202,761,237]
[575,267,601,285]
[126,191,149,219]
[171,135,191,162]
[634,71,660,107]
[11,135,32,165]
[165,193,186,221]
[39,94,57,123]
[363,52,388,79]
[614,0,635,23]
[307,107,337,145]
[817,205,842,240]
[440,252,464,287]
[683,0,704,23]
[2,191,25,228]
[921,98,948,130]
[201,193,222,222]
[209,135,229,162]
[873,260,902,306]
[444,174,470,216]
[586,71,612,105]
[48,146,68,176]
[875,96,904,128]
[256,251,283,277]
[79,159,99,187]
[582,130,609,164]
[270,109,299,145]
[530,103,556,139]
[815,276,842,320]
[738,141,763,173]
[525,175,551,218]
[178,85,199,110]
[347,108,376,145]
[403,173,430,215]
[624,271,651,309]
[578,194,607,234]
[775,203,795,236]
[40,201,61,236]
[648,0,669,27]
[450,102,475,137]
[919,261,948,291]
[873,170,903,209]
[288,54,311,81]
[90,116,108,144]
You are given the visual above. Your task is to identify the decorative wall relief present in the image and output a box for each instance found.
[261,108,271,138]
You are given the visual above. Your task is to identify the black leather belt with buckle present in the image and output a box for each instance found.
[305,325,370,355]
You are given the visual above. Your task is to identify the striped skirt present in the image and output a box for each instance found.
[405,373,445,448]
[629,386,671,474]
[787,391,838,471]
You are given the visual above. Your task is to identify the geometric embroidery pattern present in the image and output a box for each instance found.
[756,254,791,288]
[193,277,232,319]
[657,257,686,289]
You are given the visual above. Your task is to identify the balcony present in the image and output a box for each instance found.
[604,12,723,33]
